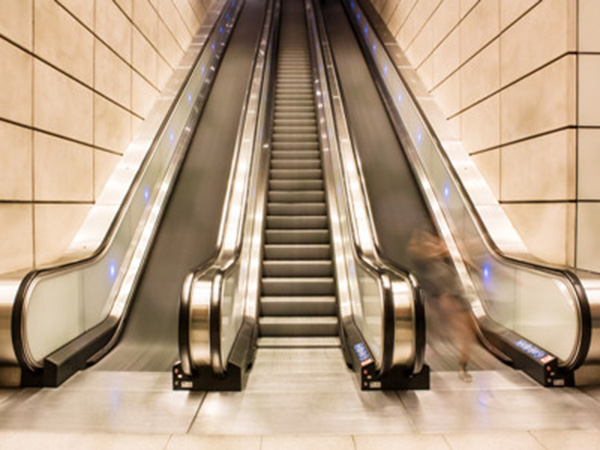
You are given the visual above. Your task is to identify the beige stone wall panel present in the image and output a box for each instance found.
[500,0,574,87]
[34,60,93,143]
[132,71,159,118]
[133,28,159,87]
[158,0,191,50]
[460,39,499,109]
[577,204,600,272]
[58,0,94,29]
[471,149,499,198]
[94,40,132,109]
[579,0,600,52]
[158,19,184,69]
[0,40,33,125]
[34,0,94,85]
[0,205,33,274]
[499,0,539,29]
[94,94,132,154]
[173,0,201,33]
[578,129,600,200]
[0,0,33,49]
[431,28,459,87]
[500,130,576,202]
[460,94,500,154]
[459,0,499,64]
[503,202,575,266]
[500,56,575,144]
[133,0,159,47]
[96,0,133,63]
[94,149,121,199]
[34,204,91,267]
[33,132,94,202]
[0,122,32,201]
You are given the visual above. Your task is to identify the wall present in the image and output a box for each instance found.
[369,0,600,271]
[0,0,213,275]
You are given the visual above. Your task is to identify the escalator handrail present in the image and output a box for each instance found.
[345,0,591,372]
[307,0,425,375]
[181,0,278,376]
[11,0,241,371]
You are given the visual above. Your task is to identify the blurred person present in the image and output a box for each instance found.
[407,228,475,382]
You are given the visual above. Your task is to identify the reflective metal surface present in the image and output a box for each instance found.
[2,0,240,374]
[341,0,593,372]
[184,0,278,375]
[307,0,422,373]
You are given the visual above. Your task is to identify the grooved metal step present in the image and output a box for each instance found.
[265,229,329,244]
[257,337,341,348]
[266,215,328,229]
[260,296,337,315]
[270,159,321,170]
[262,260,333,276]
[259,316,339,337]
[269,179,324,191]
[259,0,338,343]
[264,244,331,260]
[261,277,335,296]
[271,150,320,160]
[268,190,325,202]
[267,202,326,215]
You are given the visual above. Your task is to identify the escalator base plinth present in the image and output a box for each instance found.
[172,361,248,392]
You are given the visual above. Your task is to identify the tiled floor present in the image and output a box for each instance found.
[1,349,599,449]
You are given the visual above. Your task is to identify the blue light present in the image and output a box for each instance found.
[169,131,174,143]
[187,93,192,104]
[144,187,150,203]
[109,261,117,282]
[364,26,368,35]
[443,183,450,200]
[417,130,422,144]
[398,92,402,104]
[351,1,355,8]
[372,43,376,53]
[211,43,215,51]
[483,263,491,282]
[384,64,388,76]
[232,1,235,6]
[226,13,230,19]
[202,65,205,74]
[220,26,223,34]
[357,12,360,20]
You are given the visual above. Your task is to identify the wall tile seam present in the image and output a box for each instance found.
[0,117,127,158]
[0,35,146,124]
[421,0,543,92]
[184,0,205,23]
[0,200,96,205]
[468,125,580,157]
[393,0,420,38]
[136,0,192,55]
[383,0,402,33]
[499,199,577,205]
[444,52,577,121]
[405,0,481,70]
[55,0,170,91]
[401,0,443,65]
[170,0,197,36]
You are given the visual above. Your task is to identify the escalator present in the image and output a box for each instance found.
[258,0,339,348]
[175,0,427,392]
[5,0,270,387]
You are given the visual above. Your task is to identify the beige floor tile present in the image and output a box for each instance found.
[166,435,262,450]
[530,430,600,450]
[261,435,355,450]
[354,434,450,449]
[444,431,545,449]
